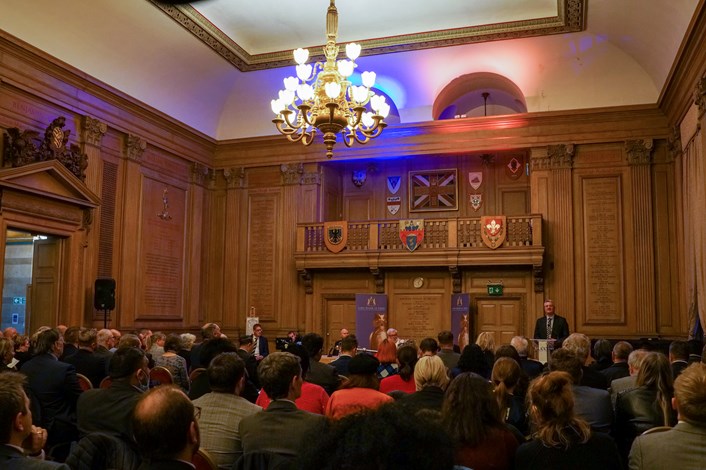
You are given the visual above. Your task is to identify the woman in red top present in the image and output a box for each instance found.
[380,345,417,394]
[256,344,329,414]
[326,354,393,419]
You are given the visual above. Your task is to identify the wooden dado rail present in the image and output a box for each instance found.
[295,215,545,271]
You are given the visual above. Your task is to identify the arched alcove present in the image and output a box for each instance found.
[433,72,527,120]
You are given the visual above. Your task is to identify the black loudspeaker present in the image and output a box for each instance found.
[94,278,116,310]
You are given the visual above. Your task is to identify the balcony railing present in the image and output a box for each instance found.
[295,215,544,270]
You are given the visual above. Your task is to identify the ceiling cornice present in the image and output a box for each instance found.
[150,0,586,72]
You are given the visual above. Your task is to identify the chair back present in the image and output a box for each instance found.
[65,432,141,470]
[99,376,112,389]
[76,373,93,391]
[189,367,207,382]
[149,366,174,386]
[192,448,218,470]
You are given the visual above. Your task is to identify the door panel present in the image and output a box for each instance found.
[475,298,522,346]
[28,238,61,332]
[324,297,356,353]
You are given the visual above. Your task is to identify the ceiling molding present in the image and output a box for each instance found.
[150,0,586,72]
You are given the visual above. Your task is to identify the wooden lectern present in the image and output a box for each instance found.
[532,338,556,364]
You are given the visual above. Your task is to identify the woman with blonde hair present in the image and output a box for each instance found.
[476,331,496,373]
[515,371,621,469]
[492,357,528,435]
[398,355,449,412]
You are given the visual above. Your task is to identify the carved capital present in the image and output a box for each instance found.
[531,144,574,170]
[190,162,210,185]
[223,167,246,189]
[126,135,146,162]
[281,163,303,185]
[298,269,313,294]
[82,116,107,147]
[667,126,682,162]
[301,169,321,185]
[695,75,706,117]
[625,139,654,165]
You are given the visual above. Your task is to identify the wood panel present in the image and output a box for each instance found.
[475,298,522,346]
[29,238,61,331]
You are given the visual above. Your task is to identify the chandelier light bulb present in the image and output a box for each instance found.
[296,64,313,81]
[270,99,284,115]
[361,71,376,88]
[297,84,314,101]
[345,43,361,61]
[324,82,342,99]
[279,89,295,105]
[293,48,309,65]
[283,76,299,91]
[350,85,368,104]
[378,102,391,118]
[370,94,385,112]
[337,60,355,77]
[361,112,375,128]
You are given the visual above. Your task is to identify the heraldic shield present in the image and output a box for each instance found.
[324,221,348,253]
[399,219,424,252]
[480,216,506,250]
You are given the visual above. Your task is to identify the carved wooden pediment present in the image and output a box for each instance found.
[0,160,100,209]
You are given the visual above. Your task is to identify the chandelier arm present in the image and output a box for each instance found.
[282,110,302,129]
[301,129,316,146]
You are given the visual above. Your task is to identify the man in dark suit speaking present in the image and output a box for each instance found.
[533,299,570,341]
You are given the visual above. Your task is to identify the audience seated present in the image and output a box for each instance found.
[397,355,449,414]
[256,344,329,414]
[436,330,461,371]
[193,352,261,469]
[609,349,648,408]
[153,335,190,393]
[629,362,706,469]
[330,334,357,376]
[326,354,394,419]
[236,336,260,389]
[475,332,496,373]
[418,337,439,357]
[615,351,677,461]
[301,333,339,395]
[590,339,614,371]
[238,352,325,460]
[94,329,115,364]
[515,371,621,470]
[146,332,166,361]
[298,403,454,469]
[442,372,518,470]
[374,339,399,379]
[64,328,109,388]
[190,323,222,371]
[0,371,67,469]
[178,333,195,372]
[668,340,689,379]
[132,386,200,469]
[492,357,528,436]
[549,348,613,434]
[65,432,141,470]
[59,327,80,361]
[562,333,609,389]
[20,328,82,450]
[379,345,417,394]
[452,344,491,379]
[601,341,633,383]
[76,346,148,441]
[188,338,240,401]
[12,335,32,370]
[1,337,17,371]
[494,344,530,399]
[511,336,544,378]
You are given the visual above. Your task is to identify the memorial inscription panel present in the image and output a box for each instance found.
[246,192,278,317]
[393,294,444,342]
[582,176,623,322]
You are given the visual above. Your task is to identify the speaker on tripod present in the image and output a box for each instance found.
[94,278,116,328]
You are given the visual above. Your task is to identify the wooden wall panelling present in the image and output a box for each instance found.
[220,170,243,333]
[203,185,226,326]
[184,165,208,329]
[321,165,341,221]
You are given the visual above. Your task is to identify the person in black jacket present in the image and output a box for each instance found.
[532,299,570,342]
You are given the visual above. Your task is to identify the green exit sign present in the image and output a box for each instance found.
[487,284,503,296]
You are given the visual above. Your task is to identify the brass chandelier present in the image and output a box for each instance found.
[270,0,390,158]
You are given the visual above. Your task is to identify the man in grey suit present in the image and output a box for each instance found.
[0,372,69,469]
[239,352,325,459]
[629,362,706,469]
[609,349,649,408]
[436,330,460,371]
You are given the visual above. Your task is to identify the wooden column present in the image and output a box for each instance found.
[80,115,107,324]
[530,144,575,326]
[626,139,657,333]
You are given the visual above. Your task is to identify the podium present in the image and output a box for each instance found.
[532,339,556,364]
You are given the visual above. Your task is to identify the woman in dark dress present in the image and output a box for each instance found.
[515,371,621,470]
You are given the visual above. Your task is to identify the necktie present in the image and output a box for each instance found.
[547,317,553,339]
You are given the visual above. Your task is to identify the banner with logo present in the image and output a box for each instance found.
[355,293,388,350]
[451,293,470,350]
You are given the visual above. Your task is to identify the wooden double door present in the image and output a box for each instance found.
[474,297,523,346]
